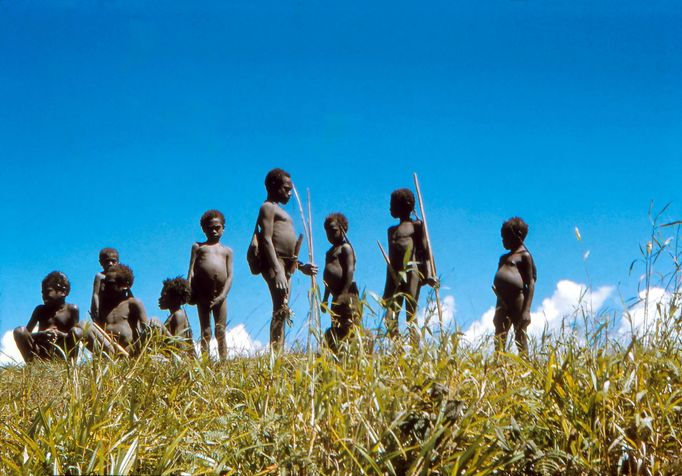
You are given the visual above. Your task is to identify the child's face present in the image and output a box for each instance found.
[102,274,128,299]
[202,218,224,241]
[158,287,171,310]
[325,221,344,244]
[100,253,119,272]
[276,176,293,204]
[390,198,408,219]
[501,229,519,250]
[42,285,66,305]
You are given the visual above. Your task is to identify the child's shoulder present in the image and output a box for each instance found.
[66,303,79,313]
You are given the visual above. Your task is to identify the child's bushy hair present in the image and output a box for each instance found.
[42,271,71,295]
[324,212,349,233]
[98,248,119,261]
[107,264,135,287]
[390,188,416,213]
[265,168,291,193]
[200,209,225,228]
[161,276,192,305]
[502,217,529,241]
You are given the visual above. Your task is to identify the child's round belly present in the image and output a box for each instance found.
[493,269,524,298]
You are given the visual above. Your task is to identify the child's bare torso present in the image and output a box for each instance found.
[388,221,417,271]
[101,298,139,345]
[165,309,191,337]
[494,250,530,305]
[324,243,352,298]
[270,206,298,258]
[35,304,78,333]
[192,242,230,297]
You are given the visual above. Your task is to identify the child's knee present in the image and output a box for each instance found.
[13,326,29,340]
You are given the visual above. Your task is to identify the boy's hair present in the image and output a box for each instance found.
[107,264,135,287]
[264,168,291,193]
[99,247,119,261]
[42,271,71,295]
[162,276,192,304]
[324,213,349,233]
[390,188,416,212]
[200,209,226,228]
[502,217,529,241]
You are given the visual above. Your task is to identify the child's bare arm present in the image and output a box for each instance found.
[187,243,199,284]
[417,221,436,286]
[519,252,536,316]
[25,307,40,333]
[212,247,234,306]
[90,274,101,319]
[339,244,355,295]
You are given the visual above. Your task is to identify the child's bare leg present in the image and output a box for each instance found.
[214,300,227,361]
[513,318,530,355]
[404,276,421,346]
[266,277,288,352]
[197,302,213,357]
[85,326,116,356]
[13,327,35,362]
[493,299,511,352]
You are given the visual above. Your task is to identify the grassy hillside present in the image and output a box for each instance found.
[1,316,681,475]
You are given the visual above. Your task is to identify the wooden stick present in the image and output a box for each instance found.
[292,184,319,352]
[91,321,130,357]
[307,188,321,339]
[413,173,444,330]
[377,241,400,286]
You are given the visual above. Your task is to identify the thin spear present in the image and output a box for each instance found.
[413,172,444,331]
[292,184,319,352]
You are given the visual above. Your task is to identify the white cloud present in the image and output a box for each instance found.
[0,330,23,365]
[417,294,456,331]
[464,280,615,344]
[617,287,679,338]
[194,324,264,359]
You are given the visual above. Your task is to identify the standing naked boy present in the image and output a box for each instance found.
[382,188,437,344]
[321,213,361,352]
[14,271,82,362]
[256,168,317,351]
[85,264,149,356]
[90,247,120,323]
[492,217,536,355]
[188,210,233,360]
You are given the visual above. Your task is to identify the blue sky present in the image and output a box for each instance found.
[1,0,680,356]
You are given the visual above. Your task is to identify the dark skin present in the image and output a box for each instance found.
[90,250,119,324]
[493,228,535,355]
[258,175,317,351]
[187,217,233,360]
[158,288,192,339]
[382,195,437,345]
[85,273,148,355]
[13,285,82,362]
[321,218,360,352]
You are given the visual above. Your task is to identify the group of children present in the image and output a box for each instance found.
[12,168,536,363]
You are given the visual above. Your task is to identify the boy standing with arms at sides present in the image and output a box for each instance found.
[321,213,361,352]
[382,188,437,345]
[14,271,82,362]
[84,264,149,356]
[256,168,317,351]
[188,210,233,360]
[90,247,120,324]
[492,217,536,355]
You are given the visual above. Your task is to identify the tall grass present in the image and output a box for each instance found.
[1,221,681,475]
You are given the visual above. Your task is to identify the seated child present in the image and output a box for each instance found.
[153,276,195,356]
[90,247,120,323]
[84,264,149,357]
[321,213,362,352]
[382,188,437,345]
[492,217,536,355]
[14,271,82,362]
[187,210,233,360]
